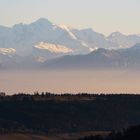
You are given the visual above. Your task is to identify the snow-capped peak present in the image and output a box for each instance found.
[34,42,73,54]
[0,48,16,55]
[108,32,124,38]
[34,18,52,24]
[89,47,98,52]
[59,24,77,40]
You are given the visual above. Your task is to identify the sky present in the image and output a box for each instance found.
[0,0,140,35]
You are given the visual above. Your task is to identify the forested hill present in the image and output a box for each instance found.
[0,93,140,134]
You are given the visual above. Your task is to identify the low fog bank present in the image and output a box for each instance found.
[0,69,140,95]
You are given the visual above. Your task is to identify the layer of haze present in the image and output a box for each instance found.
[0,0,140,35]
[0,70,140,95]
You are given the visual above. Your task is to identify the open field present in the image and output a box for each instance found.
[0,131,109,140]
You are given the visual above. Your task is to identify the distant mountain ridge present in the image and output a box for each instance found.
[0,18,140,69]
[43,44,140,70]
[0,43,138,70]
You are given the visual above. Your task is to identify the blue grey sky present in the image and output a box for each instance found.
[0,0,140,35]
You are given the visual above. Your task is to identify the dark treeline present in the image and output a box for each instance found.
[79,125,140,140]
[0,93,140,134]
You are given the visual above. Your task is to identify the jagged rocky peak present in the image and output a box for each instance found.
[31,18,53,27]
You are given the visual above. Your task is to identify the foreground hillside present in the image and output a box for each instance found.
[0,94,140,135]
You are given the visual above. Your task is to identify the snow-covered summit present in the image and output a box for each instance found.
[0,18,140,61]
[35,42,73,53]
[0,48,16,55]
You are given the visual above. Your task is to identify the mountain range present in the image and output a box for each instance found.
[0,18,140,70]
[43,44,140,70]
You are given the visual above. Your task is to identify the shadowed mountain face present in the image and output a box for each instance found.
[43,44,140,70]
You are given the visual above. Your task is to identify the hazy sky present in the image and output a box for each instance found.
[0,0,140,35]
[0,70,140,94]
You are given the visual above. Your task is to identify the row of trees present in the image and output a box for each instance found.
[80,125,140,140]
